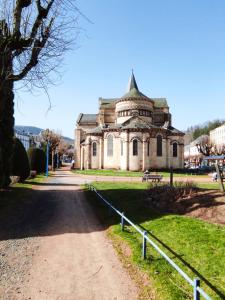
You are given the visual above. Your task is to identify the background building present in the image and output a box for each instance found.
[210,123,225,147]
[15,130,32,151]
[184,135,209,167]
[74,73,184,171]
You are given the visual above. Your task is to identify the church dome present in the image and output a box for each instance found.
[115,72,154,124]
[121,72,150,100]
[121,87,149,99]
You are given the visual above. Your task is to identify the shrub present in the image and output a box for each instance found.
[10,138,30,182]
[146,181,198,210]
[28,148,46,174]
[147,181,197,201]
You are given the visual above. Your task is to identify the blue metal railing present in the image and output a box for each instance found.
[88,184,212,300]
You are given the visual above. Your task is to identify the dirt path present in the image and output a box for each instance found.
[0,170,138,300]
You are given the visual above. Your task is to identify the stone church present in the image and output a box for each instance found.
[74,73,184,170]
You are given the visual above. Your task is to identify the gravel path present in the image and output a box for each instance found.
[0,170,138,300]
[74,173,213,183]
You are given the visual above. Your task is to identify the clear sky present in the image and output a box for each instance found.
[15,0,225,138]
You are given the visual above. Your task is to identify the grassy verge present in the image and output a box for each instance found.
[73,169,208,178]
[85,182,225,300]
[197,182,222,190]
[14,173,48,188]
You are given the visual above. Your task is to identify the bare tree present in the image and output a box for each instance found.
[196,143,225,156]
[0,0,79,188]
[40,128,61,171]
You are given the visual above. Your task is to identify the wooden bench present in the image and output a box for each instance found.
[142,174,163,182]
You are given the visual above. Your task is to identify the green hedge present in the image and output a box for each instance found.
[11,138,30,182]
[28,148,46,174]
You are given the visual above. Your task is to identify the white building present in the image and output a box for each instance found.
[74,73,184,171]
[210,123,225,147]
[15,130,31,151]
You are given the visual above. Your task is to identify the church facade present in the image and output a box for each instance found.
[74,73,184,171]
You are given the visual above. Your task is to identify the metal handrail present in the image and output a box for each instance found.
[88,185,212,300]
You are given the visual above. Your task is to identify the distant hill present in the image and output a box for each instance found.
[15,125,74,144]
[15,125,42,135]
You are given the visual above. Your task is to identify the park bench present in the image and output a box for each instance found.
[142,174,163,183]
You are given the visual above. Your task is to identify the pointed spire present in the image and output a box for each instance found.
[126,70,139,92]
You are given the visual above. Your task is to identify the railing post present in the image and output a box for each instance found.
[142,231,147,259]
[170,166,173,187]
[121,212,124,231]
[193,278,200,300]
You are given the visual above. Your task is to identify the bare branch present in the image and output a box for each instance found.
[10,17,54,81]
[1,0,82,90]
[13,0,32,37]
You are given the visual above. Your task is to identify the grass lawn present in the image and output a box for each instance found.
[197,182,222,190]
[85,182,225,300]
[73,169,208,178]
[15,174,48,188]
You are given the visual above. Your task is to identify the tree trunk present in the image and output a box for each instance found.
[0,51,15,189]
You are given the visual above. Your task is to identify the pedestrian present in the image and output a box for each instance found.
[71,159,75,170]
[212,172,217,182]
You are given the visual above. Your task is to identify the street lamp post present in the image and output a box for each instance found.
[45,129,50,177]
[56,148,59,169]
[46,140,49,177]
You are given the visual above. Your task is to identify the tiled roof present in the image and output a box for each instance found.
[86,126,103,134]
[153,98,168,108]
[121,116,158,130]
[167,126,184,135]
[84,119,184,135]
[99,98,117,108]
[77,113,98,124]
[121,88,149,99]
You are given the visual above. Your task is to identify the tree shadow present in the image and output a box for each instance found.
[144,188,225,225]
[138,224,225,299]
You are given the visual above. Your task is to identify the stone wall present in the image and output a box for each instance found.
[91,139,100,169]
[116,99,153,124]
[103,133,120,169]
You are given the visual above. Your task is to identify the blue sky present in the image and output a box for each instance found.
[15,0,225,138]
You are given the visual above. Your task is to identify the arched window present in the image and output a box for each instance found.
[147,141,150,156]
[92,142,97,156]
[133,139,138,156]
[121,140,123,156]
[107,135,113,156]
[173,142,178,157]
[157,135,162,157]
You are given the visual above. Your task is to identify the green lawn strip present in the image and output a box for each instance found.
[197,183,222,190]
[14,173,48,188]
[74,169,208,178]
[85,182,225,300]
